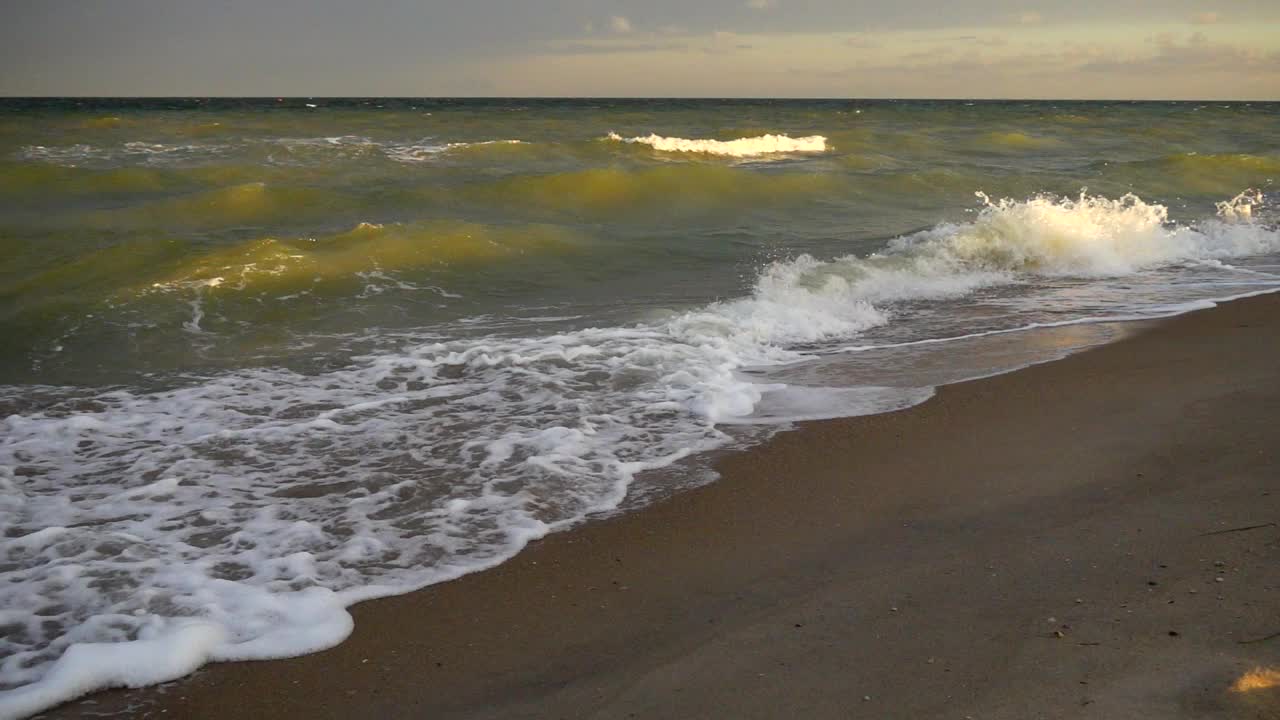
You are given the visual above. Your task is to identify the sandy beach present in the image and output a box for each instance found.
[45,293,1280,719]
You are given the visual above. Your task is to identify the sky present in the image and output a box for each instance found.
[2,1,1278,99]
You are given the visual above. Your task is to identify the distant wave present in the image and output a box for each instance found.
[980,131,1060,149]
[17,142,229,166]
[477,164,838,215]
[16,138,528,167]
[1097,152,1280,177]
[20,133,830,167]
[143,219,583,296]
[382,139,527,164]
[605,132,828,157]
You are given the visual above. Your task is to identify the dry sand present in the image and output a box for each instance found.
[50,294,1280,719]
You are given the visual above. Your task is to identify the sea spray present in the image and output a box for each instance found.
[921,191,1276,273]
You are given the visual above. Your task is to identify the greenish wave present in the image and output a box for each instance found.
[469,165,843,217]
[1095,153,1280,195]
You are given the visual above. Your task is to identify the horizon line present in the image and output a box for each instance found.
[2,95,1278,103]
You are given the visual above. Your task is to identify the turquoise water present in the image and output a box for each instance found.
[1,98,1278,716]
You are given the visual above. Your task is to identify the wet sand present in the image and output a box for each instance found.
[52,293,1280,719]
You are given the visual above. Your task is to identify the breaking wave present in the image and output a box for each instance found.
[894,189,1276,276]
[2,190,1278,718]
[605,132,828,157]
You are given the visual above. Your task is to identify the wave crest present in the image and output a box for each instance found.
[724,191,1280,342]
[887,190,1279,276]
[477,164,838,215]
[146,220,584,295]
[605,132,828,157]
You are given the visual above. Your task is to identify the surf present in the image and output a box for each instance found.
[605,132,828,157]
[3,190,1277,718]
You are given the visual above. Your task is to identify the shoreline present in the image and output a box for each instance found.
[46,292,1280,719]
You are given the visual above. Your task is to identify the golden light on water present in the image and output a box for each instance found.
[1232,667,1280,694]
[1228,666,1280,720]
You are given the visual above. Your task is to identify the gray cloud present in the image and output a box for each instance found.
[2,0,1278,96]
[844,34,884,49]
[550,41,692,55]
[1080,33,1278,73]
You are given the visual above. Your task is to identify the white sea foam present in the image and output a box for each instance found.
[2,191,1277,718]
[18,142,230,167]
[0,259,885,714]
[449,139,527,150]
[605,132,828,157]
[379,139,525,163]
[17,137,527,168]
[839,284,1280,357]
[181,278,225,333]
[782,192,1280,298]
[720,385,936,425]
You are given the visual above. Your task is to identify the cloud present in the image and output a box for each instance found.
[1081,32,1276,74]
[1190,12,1222,25]
[831,30,1277,89]
[699,30,755,54]
[493,23,1279,100]
[610,16,632,34]
[1017,11,1044,25]
[926,35,1010,47]
[552,41,689,55]
[900,46,958,63]
[844,34,882,49]
[745,0,776,9]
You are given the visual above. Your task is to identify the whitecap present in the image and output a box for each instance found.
[605,132,828,157]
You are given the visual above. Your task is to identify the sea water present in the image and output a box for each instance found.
[1,98,1278,717]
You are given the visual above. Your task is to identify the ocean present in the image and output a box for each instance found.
[1,98,1278,716]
